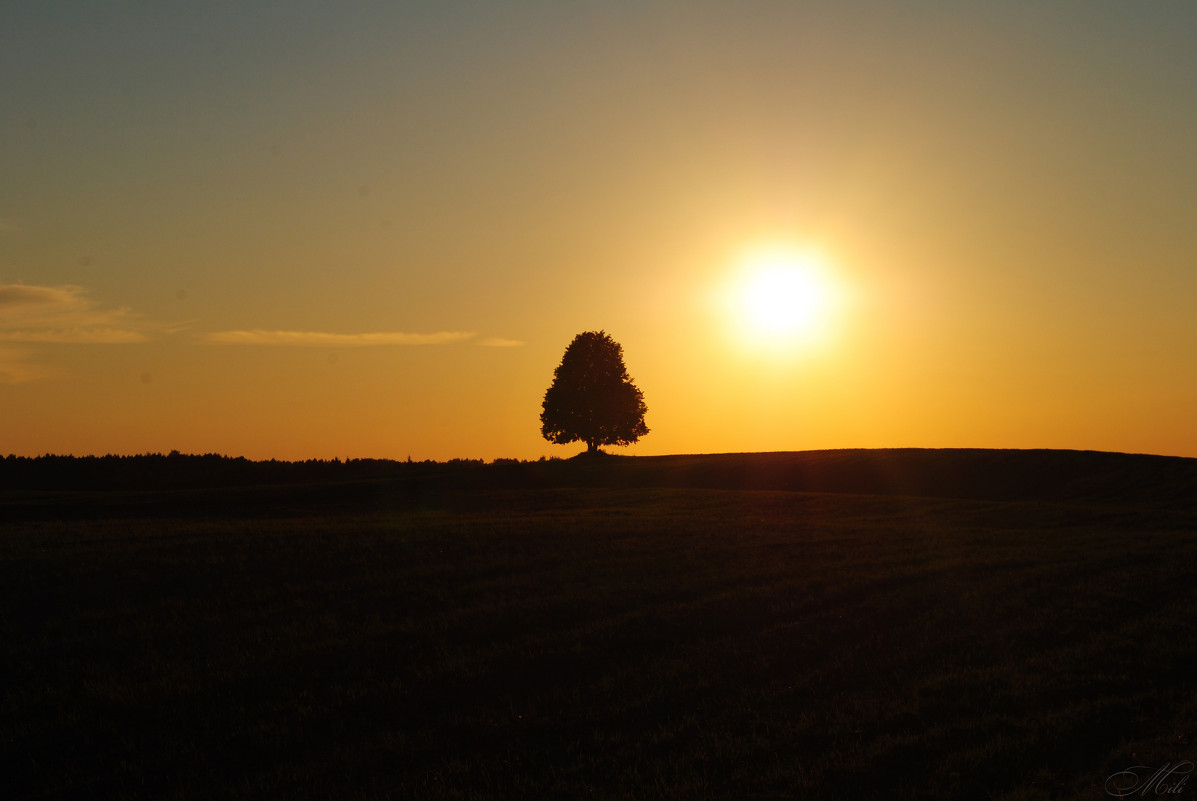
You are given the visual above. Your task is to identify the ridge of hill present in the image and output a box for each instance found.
[568,448,1197,510]
[2,448,1195,518]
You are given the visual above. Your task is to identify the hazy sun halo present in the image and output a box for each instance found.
[732,246,839,351]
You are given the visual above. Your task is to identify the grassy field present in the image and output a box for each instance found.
[3,450,1196,799]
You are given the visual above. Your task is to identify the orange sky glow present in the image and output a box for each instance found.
[3,2,1196,460]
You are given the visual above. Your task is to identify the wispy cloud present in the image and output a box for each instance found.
[0,284,81,313]
[0,347,59,384]
[477,337,524,347]
[205,329,477,346]
[0,284,149,343]
[0,328,148,344]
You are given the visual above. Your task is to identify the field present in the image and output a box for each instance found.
[4,450,1197,799]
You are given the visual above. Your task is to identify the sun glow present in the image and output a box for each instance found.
[729,246,842,352]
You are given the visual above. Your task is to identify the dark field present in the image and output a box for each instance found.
[4,450,1197,799]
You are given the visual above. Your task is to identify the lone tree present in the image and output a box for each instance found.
[541,330,649,454]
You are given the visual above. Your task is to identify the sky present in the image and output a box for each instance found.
[2,1,1196,461]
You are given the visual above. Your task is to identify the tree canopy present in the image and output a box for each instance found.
[540,331,649,454]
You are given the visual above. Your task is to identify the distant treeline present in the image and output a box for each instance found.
[0,451,533,491]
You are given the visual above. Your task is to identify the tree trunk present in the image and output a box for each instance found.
[586,439,599,454]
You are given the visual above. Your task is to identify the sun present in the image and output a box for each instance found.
[742,261,824,337]
[731,246,839,350]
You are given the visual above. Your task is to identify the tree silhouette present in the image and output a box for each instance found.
[541,331,649,454]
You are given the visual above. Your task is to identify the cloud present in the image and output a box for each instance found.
[477,337,524,347]
[0,284,81,311]
[0,283,148,343]
[205,329,477,346]
[0,328,148,344]
[0,347,59,384]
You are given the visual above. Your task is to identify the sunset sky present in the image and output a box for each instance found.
[3,1,1196,461]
